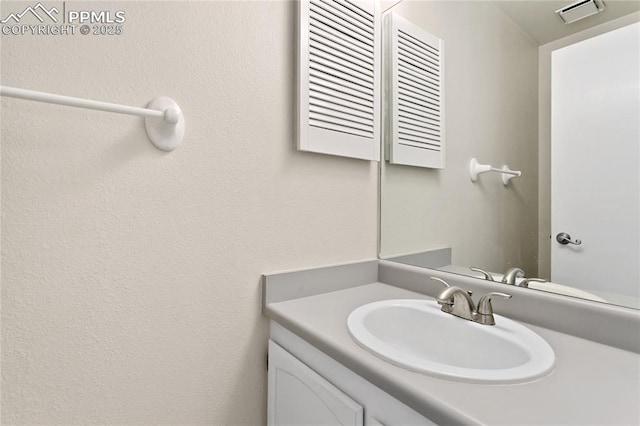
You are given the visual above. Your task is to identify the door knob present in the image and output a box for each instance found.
[556,232,581,245]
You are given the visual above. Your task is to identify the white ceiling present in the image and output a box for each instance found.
[491,0,640,45]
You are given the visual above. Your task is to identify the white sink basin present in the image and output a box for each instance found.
[347,299,555,384]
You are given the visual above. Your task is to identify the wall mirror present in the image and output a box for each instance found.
[379,0,640,310]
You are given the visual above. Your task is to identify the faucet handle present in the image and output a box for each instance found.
[470,267,495,281]
[477,292,512,325]
[432,277,473,297]
[478,292,512,313]
[430,276,450,289]
[519,278,546,288]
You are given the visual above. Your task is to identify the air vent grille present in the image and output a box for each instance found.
[297,0,380,161]
[384,13,445,169]
[308,0,376,139]
[397,29,442,152]
[556,0,605,24]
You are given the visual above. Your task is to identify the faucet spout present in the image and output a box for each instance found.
[502,267,525,285]
[436,286,478,322]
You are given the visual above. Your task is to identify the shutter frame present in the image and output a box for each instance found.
[297,0,381,161]
[384,12,445,169]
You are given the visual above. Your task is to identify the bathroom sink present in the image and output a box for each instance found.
[347,299,555,384]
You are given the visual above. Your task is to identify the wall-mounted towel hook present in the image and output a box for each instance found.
[469,158,492,181]
[469,158,521,186]
[500,165,521,186]
[0,86,185,151]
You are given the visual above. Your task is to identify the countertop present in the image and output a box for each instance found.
[265,281,640,425]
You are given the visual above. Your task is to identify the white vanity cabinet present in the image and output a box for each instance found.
[268,340,364,426]
[267,322,436,426]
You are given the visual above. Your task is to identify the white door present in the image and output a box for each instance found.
[267,340,364,426]
[551,22,640,300]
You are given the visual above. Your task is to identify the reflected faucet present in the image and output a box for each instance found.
[518,278,546,288]
[470,267,495,281]
[502,267,525,285]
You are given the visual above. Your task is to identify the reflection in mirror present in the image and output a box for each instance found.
[379,1,640,310]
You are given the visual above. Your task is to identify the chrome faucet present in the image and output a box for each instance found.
[502,267,525,285]
[431,277,512,325]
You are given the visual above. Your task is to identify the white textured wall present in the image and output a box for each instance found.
[380,1,539,275]
[1,1,378,424]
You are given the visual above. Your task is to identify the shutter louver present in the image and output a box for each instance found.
[298,0,381,161]
[384,13,445,169]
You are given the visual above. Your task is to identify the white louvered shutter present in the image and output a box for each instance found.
[297,0,381,161]
[384,13,445,169]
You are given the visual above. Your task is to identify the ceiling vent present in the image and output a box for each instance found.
[556,0,606,24]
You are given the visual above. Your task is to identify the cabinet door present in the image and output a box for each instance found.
[296,0,381,161]
[268,340,364,426]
